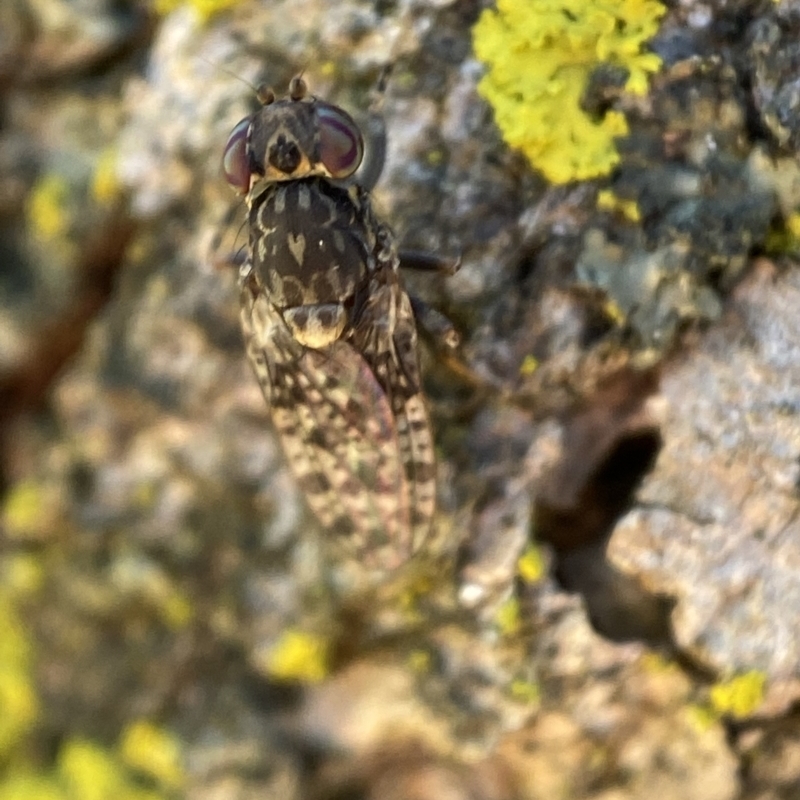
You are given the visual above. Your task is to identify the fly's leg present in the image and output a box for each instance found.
[405,265,495,394]
[401,250,461,347]
[212,248,248,271]
[353,69,484,394]
[410,288,493,402]
[355,66,391,192]
[206,198,249,272]
[409,295,459,350]
[399,250,461,276]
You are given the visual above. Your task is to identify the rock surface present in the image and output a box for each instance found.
[610,262,800,679]
[1,0,800,798]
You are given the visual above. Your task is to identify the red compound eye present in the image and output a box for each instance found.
[223,117,252,194]
[316,102,364,178]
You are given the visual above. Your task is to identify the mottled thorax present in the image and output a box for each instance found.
[250,177,372,311]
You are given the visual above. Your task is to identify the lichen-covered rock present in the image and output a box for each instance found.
[749,4,800,152]
[609,262,800,680]
[4,0,800,798]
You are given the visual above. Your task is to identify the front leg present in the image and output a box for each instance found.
[353,65,392,193]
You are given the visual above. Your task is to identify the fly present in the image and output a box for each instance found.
[222,75,441,571]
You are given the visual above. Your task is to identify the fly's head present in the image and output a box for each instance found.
[223,76,364,197]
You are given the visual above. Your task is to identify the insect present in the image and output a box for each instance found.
[222,75,440,571]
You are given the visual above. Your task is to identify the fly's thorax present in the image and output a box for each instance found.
[249,176,375,305]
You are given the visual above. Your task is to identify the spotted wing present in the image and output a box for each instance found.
[241,282,415,570]
[350,276,437,553]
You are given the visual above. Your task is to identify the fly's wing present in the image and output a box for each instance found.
[350,277,437,552]
[241,283,414,571]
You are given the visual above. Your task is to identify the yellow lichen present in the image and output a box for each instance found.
[495,596,521,636]
[426,149,445,167]
[510,679,540,704]
[640,652,677,674]
[519,354,539,377]
[597,189,641,221]
[118,722,185,792]
[396,569,438,619]
[0,773,66,800]
[60,740,121,800]
[2,555,45,597]
[153,0,239,23]
[1,481,58,541]
[160,591,193,631]
[59,739,163,800]
[709,671,766,719]
[517,544,545,584]
[472,0,665,183]
[0,737,171,800]
[603,297,626,326]
[766,210,800,254]
[0,669,39,758]
[27,174,70,241]
[0,593,39,758]
[0,596,33,672]
[0,584,174,799]
[91,149,122,205]
[261,630,329,683]
[407,650,431,674]
[786,211,800,239]
[687,703,717,732]
[110,557,193,630]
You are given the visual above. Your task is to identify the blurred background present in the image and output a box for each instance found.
[2,0,800,798]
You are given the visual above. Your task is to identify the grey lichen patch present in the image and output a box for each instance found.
[576,230,722,345]
[575,53,780,346]
[749,7,800,152]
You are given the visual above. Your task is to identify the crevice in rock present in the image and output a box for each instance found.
[532,367,675,645]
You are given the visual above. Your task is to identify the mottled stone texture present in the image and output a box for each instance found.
[610,263,800,678]
[3,0,800,798]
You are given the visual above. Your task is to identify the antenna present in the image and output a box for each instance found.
[196,54,259,97]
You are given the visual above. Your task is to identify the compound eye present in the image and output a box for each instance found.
[316,102,363,178]
[223,117,252,194]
